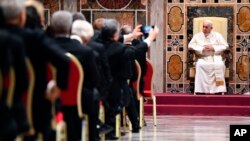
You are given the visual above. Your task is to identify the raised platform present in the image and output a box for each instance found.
[144,94,250,116]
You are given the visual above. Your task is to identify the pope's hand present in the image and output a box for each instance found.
[203,44,214,51]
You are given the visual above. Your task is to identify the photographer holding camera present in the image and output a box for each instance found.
[122,24,158,97]
[120,24,158,131]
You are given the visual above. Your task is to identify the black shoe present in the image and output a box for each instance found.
[144,119,147,126]
[98,124,114,135]
[13,104,29,133]
[132,123,140,133]
[132,128,140,133]
[121,132,126,136]
[105,132,119,140]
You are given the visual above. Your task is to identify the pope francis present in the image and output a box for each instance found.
[188,20,229,94]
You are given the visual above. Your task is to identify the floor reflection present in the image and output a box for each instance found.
[107,115,250,141]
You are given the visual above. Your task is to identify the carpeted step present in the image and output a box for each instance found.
[146,94,250,106]
[144,93,250,116]
[144,104,250,116]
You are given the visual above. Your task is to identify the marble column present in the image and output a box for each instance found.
[149,0,166,93]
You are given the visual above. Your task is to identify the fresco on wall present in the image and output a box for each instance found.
[167,55,183,81]
[168,6,183,32]
[237,55,249,81]
[237,6,250,32]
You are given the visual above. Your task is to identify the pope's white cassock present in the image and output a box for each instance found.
[188,31,229,93]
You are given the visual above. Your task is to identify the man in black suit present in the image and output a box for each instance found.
[0,7,28,140]
[51,11,101,141]
[88,41,113,101]
[1,1,70,140]
[120,25,159,132]
[24,4,71,140]
[120,25,159,129]
[97,19,137,139]
[121,25,154,96]
[0,28,28,141]
[81,18,115,135]
[82,19,113,102]
[0,1,29,140]
[120,25,147,133]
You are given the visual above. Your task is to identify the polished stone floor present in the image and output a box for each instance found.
[110,115,250,141]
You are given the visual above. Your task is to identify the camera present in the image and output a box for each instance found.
[140,25,155,40]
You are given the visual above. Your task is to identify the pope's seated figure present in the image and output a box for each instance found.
[188,20,229,94]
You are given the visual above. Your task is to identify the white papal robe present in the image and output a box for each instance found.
[188,31,229,93]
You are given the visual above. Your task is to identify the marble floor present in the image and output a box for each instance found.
[110,115,250,141]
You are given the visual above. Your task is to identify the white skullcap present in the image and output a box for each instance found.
[203,19,213,27]
[71,20,94,39]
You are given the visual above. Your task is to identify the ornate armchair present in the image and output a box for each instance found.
[45,63,67,141]
[187,17,231,94]
[61,53,88,141]
[143,58,157,126]
[3,67,15,107]
[132,60,144,128]
[46,53,86,141]
[25,58,35,136]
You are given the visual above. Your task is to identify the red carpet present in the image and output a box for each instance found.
[144,94,250,116]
